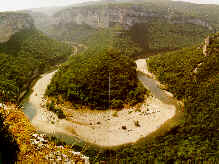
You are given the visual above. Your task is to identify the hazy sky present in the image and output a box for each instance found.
[0,0,99,12]
[174,0,219,4]
[0,0,218,12]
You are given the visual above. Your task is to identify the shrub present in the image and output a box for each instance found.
[0,113,19,163]
[111,99,124,109]
[47,101,66,119]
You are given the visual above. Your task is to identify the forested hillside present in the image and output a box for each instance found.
[0,1,218,163]
[43,23,97,43]
[36,18,211,55]
[78,33,219,163]
[0,29,72,103]
[145,34,219,161]
[26,0,219,55]
[124,21,210,54]
[46,29,147,109]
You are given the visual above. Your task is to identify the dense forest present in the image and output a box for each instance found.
[125,21,210,53]
[44,23,98,43]
[0,28,72,103]
[43,21,210,58]
[81,33,218,162]
[38,0,219,56]
[46,39,147,109]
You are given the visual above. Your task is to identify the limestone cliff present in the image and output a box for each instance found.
[202,33,219,57]
[0,12,34,43]
[203,36,210,57]
[53,4,215,30]
[193,33,219,74]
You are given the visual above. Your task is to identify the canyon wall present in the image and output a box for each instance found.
[0,12,34,42]
[53,4,214,31]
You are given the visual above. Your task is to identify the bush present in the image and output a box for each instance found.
[55,108,66,119]
[134,120,140,127]
[47,101,66,119]
[0,113,19,163]
[127,82,148,106]
[111,99,124,109]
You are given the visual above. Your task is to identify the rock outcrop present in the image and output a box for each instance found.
[193,63,203,74]
[0,12,34,43]
[203,36,211,57]
[53,4,214,30]
[193,35,211,75]
[22,10,55,30]
[202,33,219,57]
[194,33,219,75]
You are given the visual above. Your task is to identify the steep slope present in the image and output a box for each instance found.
[43,22,97,43]
[0,12,34,43]
[46,30,147,109]
[54,0,218,30]
[141,34,218,161]
[0,27,72,103]
[28,0,219,53]
[81,33,218,163]
[0,12,85,163]
[120,21,210,54]
[0,106,89,163]
[22,11,54,31]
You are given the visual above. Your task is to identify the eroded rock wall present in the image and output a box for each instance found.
[53,5,214,30]
[0,12,34,42]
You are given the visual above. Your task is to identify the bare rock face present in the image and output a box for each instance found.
[193,63,203,74]
[0,12,34,43]
[23,10,55,30]
[54,5,164,28]
[187,19,214,31]
[53,4,214,30]
[202,33,219,57]
[203,36,211,57]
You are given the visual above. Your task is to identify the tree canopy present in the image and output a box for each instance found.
[46,47,146,109]
[82,33,219,163]
[0,28,72,103]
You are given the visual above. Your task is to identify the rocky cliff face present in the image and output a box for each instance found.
[193,33,219,74]
[0,12,34,43]
[203,36,210,57]
[54,6,159,28]
[23,11,54,30]
[202,33,219,57]
[53,4,214,31]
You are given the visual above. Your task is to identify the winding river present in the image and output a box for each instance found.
[23,59,183,148]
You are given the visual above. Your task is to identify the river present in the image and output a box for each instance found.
[23,59,183,148]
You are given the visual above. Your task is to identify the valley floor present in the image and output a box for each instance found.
[28,59,178,147]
